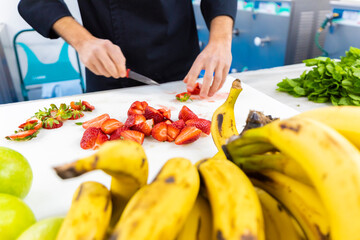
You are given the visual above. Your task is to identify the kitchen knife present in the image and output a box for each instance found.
[126,69,160,86]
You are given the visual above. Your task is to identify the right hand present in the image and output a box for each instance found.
[76,38,127,78]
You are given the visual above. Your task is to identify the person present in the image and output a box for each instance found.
[18,0,237,98]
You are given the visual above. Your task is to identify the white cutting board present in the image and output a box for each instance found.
[0,76,299,220]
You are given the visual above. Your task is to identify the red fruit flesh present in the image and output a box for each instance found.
[109,126,129,141]
[82,101,95,111]
[120,130,145,145]
[178,106,198,122]
[125,114,146,128]
[82,114,110,129]
[144,106,164,124]
[185,118,211,135]
[127,101,148,116]
[172,119,185,130]
[101,118,123,135]
[175,126,202,145]
[158,108,171,119]
[187,83,201,95]
[93,130,109,150]
[151,122,168,142]
[167,124,181,142]
[80,127,100,149]
[132,119,154,136]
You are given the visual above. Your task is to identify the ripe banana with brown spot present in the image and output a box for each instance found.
[111,157,200,240]
[53,140,148,229]
[56,181,112,240]
[256,188,304,240]
[211,79,242,157]
[250,170,329,240]
[197,157,264,240]
[176,194,212,240]
[296,106,360,149]
[239,117,360,240]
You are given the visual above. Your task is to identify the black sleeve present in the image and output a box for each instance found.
[18,0,72,39]
[200,0,237,29]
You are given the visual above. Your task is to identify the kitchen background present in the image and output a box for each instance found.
[1,0,360,103]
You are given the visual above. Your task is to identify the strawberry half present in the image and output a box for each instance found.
[175,126,202,145]
[178,105,198,122]
[187,83,201,95]
[93,130,108,150]
[151,122,168,142]
[176,92,191,102]
[70,100,82,110]
[127,101,148,116]
[158,108,171,120]
[120,130,145,145]
[80,127,100,149]
[82,114,110,129]
[109,126,129,141]
[167,124,181,142]
[186,118,211,135]
[172,119,185,131]
[125,114,146,128]
[144,106,164,124]
[101,118,123,135]
[132,119,154,136]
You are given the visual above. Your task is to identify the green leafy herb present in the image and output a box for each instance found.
[277,47,360,106]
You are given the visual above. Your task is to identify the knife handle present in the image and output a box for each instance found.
[126,68,131,78]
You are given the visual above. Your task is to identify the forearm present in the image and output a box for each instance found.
[52,16,95,50]
[208,16,233,47]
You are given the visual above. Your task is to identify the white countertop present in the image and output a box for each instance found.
[0,71,307,220]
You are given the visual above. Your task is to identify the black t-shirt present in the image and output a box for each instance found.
[18,0,237,92]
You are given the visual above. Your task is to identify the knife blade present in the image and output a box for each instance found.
[126,69,160,86]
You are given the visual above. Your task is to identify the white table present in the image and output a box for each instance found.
[0,73,302,220]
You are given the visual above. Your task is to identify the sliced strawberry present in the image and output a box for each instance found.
[50,103,72,121]
[80,127,100,149]
[93,130,108,150]
[151,122,168,142]
[158,108,171,120]
[109,126,129,141]
[42,118,63,129]
[70,100,82,110]
[175,126,202,145]
[120,130,145,145]
[167,124,181,142]
[82,114,110,129]
[82,101,95,111]
[144,106,164,124]
[18,119,42,131]
[69,109,84,120]
[127,101,149,116]
[164,119,173,125]
[132,119,154,136]
[178,105,198,122]
[101,118,123,135]
[188,83,201,95]
[186,118,211,135]
[124,114,146,128]
[172,119,185,130]
[176,92,191,102]
[6,129,39,141]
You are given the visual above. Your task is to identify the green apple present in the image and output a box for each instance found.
[0,193,36,240]
[0,146,33,198]
[17,217,64,240]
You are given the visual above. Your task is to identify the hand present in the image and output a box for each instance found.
[76,38,127,78]
[184,16,233,98]
[184,41,232,98]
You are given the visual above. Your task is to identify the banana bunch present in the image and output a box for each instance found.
[211,79,360,239]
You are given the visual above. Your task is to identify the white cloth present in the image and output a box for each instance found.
[41,80,83,99]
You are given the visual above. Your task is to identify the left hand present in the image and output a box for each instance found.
[183,41,232,98]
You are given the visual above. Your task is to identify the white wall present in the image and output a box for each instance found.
[0,0,83,101]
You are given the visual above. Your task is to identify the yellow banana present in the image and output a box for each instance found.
[111,157,200,240]
[176,194,212,240]
[224,149,312,186]
[250,170,329,240]
[56,181,112,240]
[53,140,149,229]
[296,106,360,149]
[241,117,360,240]
[256,188,303,240]
[211,79,242,157]
[197,157,264,240]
